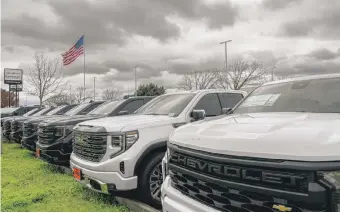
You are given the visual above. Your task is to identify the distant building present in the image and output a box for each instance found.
[1,89,18,108]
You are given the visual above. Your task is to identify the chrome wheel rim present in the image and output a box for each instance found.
[149,162,163,201]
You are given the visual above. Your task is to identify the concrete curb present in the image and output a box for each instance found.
[116,197,160,212]
[52,164,159,212]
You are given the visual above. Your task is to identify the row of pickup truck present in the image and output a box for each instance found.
[2,73,340,212]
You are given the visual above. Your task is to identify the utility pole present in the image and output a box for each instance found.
[134,65,138,96]
[93,77,96,101]
[69,85,72,104]
[271,66,276,81]
[220,40,232,72]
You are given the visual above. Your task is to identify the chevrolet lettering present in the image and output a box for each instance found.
[170,153,305,187]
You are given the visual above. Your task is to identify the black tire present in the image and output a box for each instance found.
[138,152,165,208]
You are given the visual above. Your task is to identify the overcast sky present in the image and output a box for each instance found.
[1,0,340,105]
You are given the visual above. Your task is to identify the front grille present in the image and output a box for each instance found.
[168,147,328,212]
[23,123,36,137]
[11,121,19,133]
[73,132,107,162]
[4,121,11,133]
[38,126,57,145]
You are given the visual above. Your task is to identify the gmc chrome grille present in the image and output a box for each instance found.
[38,126,56,145]
[168,147,327,212]
[73,132,107,162]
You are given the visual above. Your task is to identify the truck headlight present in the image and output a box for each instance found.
[320,171,340,211]
[110,135,124,158]
[110,130,138,158]
[64,125,74,136]
[125,130,138,149]
[55,125,74,137]
[54,127,64,137]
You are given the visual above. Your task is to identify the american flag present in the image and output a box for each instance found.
[62,35,84,66]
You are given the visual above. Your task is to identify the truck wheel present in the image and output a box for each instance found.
[138,152,164,207]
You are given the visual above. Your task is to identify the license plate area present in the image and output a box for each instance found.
[73,168,82,180]
[36,148,40,157]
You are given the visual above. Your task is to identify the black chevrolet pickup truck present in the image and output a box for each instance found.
[3,106,53,140]
[36,97,153,165]
[10,105,76,143]
[22,101,104,151]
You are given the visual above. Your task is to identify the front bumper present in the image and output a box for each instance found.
[10,130,22,143]
[70,160,138,192]
[3,130,10,139]
[36,134,73,165]
[161,176,217,212]
[21,133,37,151]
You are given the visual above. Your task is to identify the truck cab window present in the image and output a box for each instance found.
[194,93,222,117]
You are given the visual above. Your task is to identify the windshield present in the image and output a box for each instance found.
[136,93,195,117]
[23,108,39,116]
[89,100,123,115]
[46,106,66,115]
[234,77,340,114]
[33,107,51,116]
[65,103,89,116]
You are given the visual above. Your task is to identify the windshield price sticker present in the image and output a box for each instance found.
[240,94,281,107]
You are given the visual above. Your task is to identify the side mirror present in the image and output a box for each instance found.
[12,112,18,116]
[118,110,128,116]
[191,109,206,121]
[222,108,233,114]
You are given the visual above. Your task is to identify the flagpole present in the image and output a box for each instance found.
[83,32,86,102]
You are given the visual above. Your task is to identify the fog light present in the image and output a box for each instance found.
[108,184,116,191]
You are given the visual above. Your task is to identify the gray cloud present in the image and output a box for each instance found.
[278,3,340,39]
[63,62,110,77]
[307,48,340,61]
[2,0,238,51]
[262,0,302,10]
[291,61,340,76]
[2,46,15,53]
[156,0,238,29]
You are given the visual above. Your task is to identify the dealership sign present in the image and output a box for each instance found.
[9,84,23,92]
[4,68,23,84]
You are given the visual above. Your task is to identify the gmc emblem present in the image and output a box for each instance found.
[170,153,306,187]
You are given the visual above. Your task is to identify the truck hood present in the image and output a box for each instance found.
[76,114,177,132]
[13,116,30,123]
[1,115,26,122]
[40,115,105,127]
[170,112,340,161]
[25,115,68,124]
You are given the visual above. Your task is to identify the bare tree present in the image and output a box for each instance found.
[102,88,122,101]
[72,87,93,104]
[177,70,218,90]
[26,52,64,106]
[216,60,268,90]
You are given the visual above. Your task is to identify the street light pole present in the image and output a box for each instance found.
[134,65,138,96]
[93,77,96,101]
[220,40,232,71]
[271,66,276,81]
[69,85,72,104]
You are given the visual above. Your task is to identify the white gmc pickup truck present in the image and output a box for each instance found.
[162,74,340,212]
[70,89,247,206]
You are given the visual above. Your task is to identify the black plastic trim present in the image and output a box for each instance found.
[169,143,340,171]
[169,164,326,206]
[133,141,167,176]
